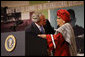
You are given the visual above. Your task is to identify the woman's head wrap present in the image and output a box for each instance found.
[57,9,71,23]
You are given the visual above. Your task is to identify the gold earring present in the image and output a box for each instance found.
[63,21,65,23]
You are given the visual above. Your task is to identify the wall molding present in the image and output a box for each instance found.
[7,1,84,13]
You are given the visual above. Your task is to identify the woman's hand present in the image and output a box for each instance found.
[38,34,46,39]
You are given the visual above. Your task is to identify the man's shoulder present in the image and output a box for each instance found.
[25,22,34,32]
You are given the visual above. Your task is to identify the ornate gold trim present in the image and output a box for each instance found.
[5,35,16,52]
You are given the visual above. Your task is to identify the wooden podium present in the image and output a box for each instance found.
[1,31,48,56]
[1,31,25,56]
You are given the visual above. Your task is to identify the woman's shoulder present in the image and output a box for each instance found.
[64,23,71,26]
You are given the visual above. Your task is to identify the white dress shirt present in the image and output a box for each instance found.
[35,23,45,33]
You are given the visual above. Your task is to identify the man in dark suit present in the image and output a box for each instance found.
[43,19,55,34]
[67,9,84,54]
[25,12,48,56]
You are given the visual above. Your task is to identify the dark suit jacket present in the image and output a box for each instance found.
[25,22,48,56]
[44,20,55,34]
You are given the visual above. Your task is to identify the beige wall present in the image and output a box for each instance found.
[21,12,30,20]
[1,1,29,7]
[1,1,30,20]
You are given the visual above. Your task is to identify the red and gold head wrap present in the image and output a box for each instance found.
[57,9,71,23]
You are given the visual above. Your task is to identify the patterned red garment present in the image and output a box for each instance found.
[46,33,70,56]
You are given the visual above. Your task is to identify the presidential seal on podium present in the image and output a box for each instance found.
[5,35,16,52]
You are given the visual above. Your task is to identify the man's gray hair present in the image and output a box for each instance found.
[32,12,42,23]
